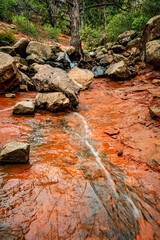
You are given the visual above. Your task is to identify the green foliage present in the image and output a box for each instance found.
[0,0,17,22]
[132,14,149,31]
[0,29,16,46]
[42,24,61,41]
[80,24,105,51]
[56,18,70,35]
[13,14,39,37]
[107,13,134,41]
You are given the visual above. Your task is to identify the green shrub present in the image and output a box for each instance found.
[107,13,134,42]
[13,14,39,37]
[42,24,61,41]
[0,29,16,46]
[132,14,149,31]
[0,0,17,22]
[80,24,105,51]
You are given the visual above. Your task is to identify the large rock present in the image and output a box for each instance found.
[99,54,114,65]
[26,53,45,64]
[68,67,94,90]
[141,15,160,61]
[13,38,29,56]
[0,52,22,93]
[142,15,160,43]
[35,92,70,112]
[105,61,132,80]
[0,142,30,164]
[118,31,137,45]
[26,41,52,60]
[146,40,160,67]
[32,64,81,106]
[13,101,35,115]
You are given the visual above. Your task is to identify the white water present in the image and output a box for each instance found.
[65,53,77,69]
[74,112,119,198]
[73,112,142,219]
[0,107,13,112]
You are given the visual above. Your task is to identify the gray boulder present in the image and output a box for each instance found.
[26,41,52,60]
[146,40,160,67]
[35,92,70,112]
[0,52,22,93]
[105,61,132,80]
[92,66,107,78]
[0,142,30,164]
[13,101,35,115]
[32,64,81,106]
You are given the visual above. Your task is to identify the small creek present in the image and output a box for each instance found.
[0,78,160,240]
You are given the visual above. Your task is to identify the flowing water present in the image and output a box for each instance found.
[0,79,160,240]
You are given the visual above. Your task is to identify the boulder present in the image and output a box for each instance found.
[5,93,16,98]
[111,44,125,53]
[68,66,94,90]
[0,142,30,164]
[20,71,34,90]
[35,92,70,112]
[13,101,35,115]
[66,46,75,55]
[26,53,45,64]
[92,66,107,78]
[105,61,132,80]
[32,64,81,106]
[141,15,160,61]
[0,46,16,56]
[26,41,52,60]
[99,54,114,65]
[0,52,22,93]
[127,37,141,49]
[149,106,160,119]
[118,30,137,45]
[113,54,130,65]
[142,15,160,43]
[13,38,29,56]
[51,44,62,53]
[19,84,28,91]
[56,52,65,62]
[146,40,160,67]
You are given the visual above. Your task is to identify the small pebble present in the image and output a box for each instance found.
[118,150,123,156]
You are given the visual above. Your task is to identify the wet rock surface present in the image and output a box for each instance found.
[0,68,160,239]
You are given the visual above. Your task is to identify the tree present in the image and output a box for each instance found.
[45,0,127,54]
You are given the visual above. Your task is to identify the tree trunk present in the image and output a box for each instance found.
[69,0,82,54]
[45,0,58,27]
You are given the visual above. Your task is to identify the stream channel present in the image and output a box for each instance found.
[0,78,160,240]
